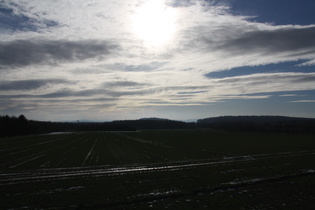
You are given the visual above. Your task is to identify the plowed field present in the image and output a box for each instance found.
[1,130,315,209]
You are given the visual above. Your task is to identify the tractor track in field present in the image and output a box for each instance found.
[1,135,90,169]
[1,150,314,185]
[82,138,98,166]
[0,136,72,156]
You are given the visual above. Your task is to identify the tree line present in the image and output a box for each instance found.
[1,114,314,137]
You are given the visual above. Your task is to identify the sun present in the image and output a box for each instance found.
[132,0,177,47]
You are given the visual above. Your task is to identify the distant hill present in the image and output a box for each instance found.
[196,115,315,133]
[196,115,313,124]
[139,117,171,121]
[112,118,190,130]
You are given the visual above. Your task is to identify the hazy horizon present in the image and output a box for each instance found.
[3,114,314,124]
[1,0,315,121]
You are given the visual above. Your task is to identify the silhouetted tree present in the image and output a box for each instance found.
[17,114,29,135]
[0,114,30,137]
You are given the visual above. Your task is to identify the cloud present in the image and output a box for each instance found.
[0,39,120,68]
[175,16,315,71]
[0,83,209,100]
[292,75,315,83]
[39,89,102,98]
[181,23,315,56]
[298,59,315,66]
[165,0,195,7]
[0,0,134,41]
[0,6,59,32]
[217,26,315,55]
[0,98,117,119]
[103,81,148,88]
[279,94,298,97]
[209,72,315,97]
[290,100,315,103]
[105,62,166,72]
[0,79,72,91]
[0,88,151,99]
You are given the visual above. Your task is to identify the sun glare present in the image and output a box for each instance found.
[132,0,177,47]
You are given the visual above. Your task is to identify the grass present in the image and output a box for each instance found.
[0,130,315,209]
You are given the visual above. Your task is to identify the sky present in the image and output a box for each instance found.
[0,0,315,121]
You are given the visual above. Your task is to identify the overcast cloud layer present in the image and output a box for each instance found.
[1,0,315,121]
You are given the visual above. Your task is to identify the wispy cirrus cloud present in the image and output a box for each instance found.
[209,72,315,96]
[175,21,315,71]
[0,79,72,91]
[299,59,315,66]
[217,26,315,55]
[104,62,167,72]
[290,100,315,103]
[103,81,148,88]
[0,39,120,69]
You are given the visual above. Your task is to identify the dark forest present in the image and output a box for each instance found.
[1,115,315,137]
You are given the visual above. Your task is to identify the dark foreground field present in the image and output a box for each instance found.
[1,130,315,209]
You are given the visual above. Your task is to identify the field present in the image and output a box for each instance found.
[1,130,315,209]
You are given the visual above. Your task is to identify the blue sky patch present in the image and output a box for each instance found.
[0,7,58,32]
[226,0,315,25]
[205,61,315,79]
[0,7,36,31]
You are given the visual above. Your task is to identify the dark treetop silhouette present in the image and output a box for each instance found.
[1,115,314,137]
